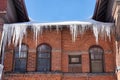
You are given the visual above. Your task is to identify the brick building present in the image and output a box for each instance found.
[0,0,120,80]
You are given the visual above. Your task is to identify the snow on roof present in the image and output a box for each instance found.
[7,19,113,26]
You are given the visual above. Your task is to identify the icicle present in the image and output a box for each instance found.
[105,25,111,41]
[79,24,87,35]
[1,25,8,54]
[32,24,43,46]
[70,24,78,42]
[93,24,99,44]
[0,27,5,55]
[7,25,13,45]
[32,25,38,44]
[18,25,27,56]
[56,25,59,33]
[100,25,105,39]
[0,24,28,57]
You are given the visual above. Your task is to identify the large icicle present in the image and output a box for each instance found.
[88,19,114,43]
[32,24,43,45]
[93,24,99,43]
[0,24,28,57]
[70,24,78,42]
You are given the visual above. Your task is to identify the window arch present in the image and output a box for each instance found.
[89,45,104,73]
[14,44,28,72]
[37,44,51,72]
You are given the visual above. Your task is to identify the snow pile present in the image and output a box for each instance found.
[0,19,114,55]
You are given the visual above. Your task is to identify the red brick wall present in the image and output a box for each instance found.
[4,52,13,72]
[89,74,116,80]
[0,0,7,11]
[116,41,120,80]
[82,54,90,72]
[4,73,62,80]
[3,29,116,80]
[0,0,7,25]
[63,73,115,80]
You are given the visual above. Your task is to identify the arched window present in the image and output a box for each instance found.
[89,45,104,73]
[37,44,51,72]
[14,44,28,72]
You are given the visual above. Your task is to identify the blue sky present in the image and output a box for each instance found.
[25,0,96,22]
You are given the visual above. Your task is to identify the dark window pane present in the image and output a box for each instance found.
[38,44,51,52]
[15,52,27,58]
[37,44,51,72]
[14,59,20,71]
[15,52,19,58]
[15,44,28,58]
[20,52,27,58]
[21,45,28,51]
[15,45,28,52]
[91,61,103,72]
[91,53,103,60]
[89,45,104,73]
[38,59,50,65]
[14,59,27,72]
[37,66,50,72]
[94,54,102,59]
[14,44,28,72]
[38,53,50,58]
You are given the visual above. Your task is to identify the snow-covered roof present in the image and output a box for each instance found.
[8,19,113,26]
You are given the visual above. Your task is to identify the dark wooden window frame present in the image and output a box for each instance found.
[89,45,104,73]
[68,55,82,73]
[36,43,52,72]
[13,44,28,73]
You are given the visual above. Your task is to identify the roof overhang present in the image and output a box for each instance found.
[12,0,29,22]
[92,0,109,22]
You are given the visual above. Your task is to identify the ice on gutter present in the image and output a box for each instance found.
[0,19,114,55]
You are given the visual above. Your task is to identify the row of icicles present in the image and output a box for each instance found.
[0,19,114,56]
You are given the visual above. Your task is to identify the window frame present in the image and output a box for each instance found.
[89,45,104,73]
[36,43,51,72]
[68,55,82,73]
[13,44,28,73]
